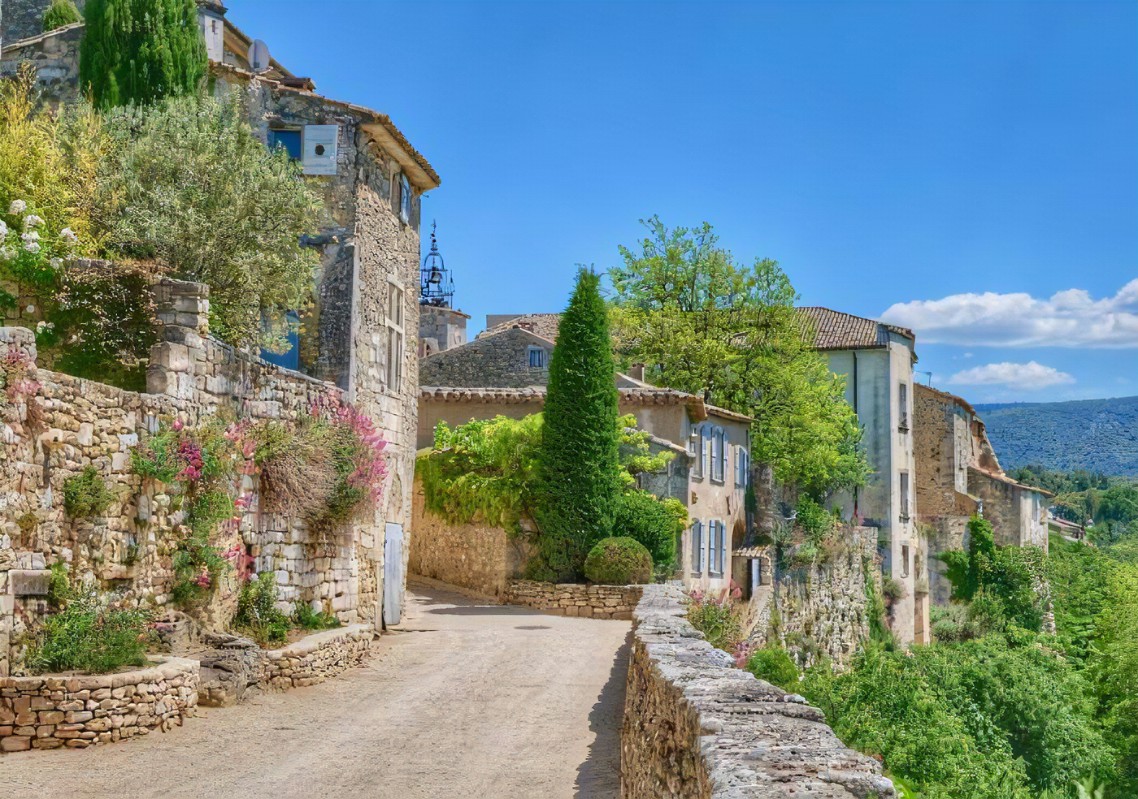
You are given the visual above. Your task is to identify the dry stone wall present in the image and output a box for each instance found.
[504,580,642,620]
[0,656,198,753]
[198,624,373,707]
[622,585,894,798]
[0,276,383,675]
[750,527,879,669]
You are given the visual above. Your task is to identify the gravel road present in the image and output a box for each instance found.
[1,581,631,799]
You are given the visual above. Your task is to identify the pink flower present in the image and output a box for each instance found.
[172,419,184,432]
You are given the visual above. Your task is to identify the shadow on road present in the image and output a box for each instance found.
[574,628,631,798]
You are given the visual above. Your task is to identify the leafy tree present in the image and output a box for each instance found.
[609,217,867,498]
[100,94,323,350]
[612,489,685,567]
[536,269,623,580]
[79,0,207,109]
[42,0,82,31]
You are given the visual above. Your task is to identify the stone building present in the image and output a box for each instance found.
[912,383,1051,605]
[1,2,440,629]
[417,325,752,594]
[797,307,925,645]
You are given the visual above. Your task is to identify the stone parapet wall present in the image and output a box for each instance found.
[504,580,642,620]
[0,656,198,754]
[0,23,83,107]
[622,585,894,798]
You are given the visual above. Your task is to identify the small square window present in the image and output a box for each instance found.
[267,129,302,161]
[527,347,547,368]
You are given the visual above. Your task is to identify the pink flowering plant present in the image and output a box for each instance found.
[685,581,745,653]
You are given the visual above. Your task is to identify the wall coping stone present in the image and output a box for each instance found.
[263,623,374,660]
[0,656,199,691]
[623,584,895,798]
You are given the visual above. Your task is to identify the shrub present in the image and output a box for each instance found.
[62,465,114,518]
[234,572,291,647]
[305,399,388,530]
[686,585,744,652]
[745,645,800,690]
[30,591,150,674]
[881,577,906,603]
[612,490,685,567]
[42,0,81,30]
[583,536,653,585]
[536,269,623,580]
[101,94,323,350]
[796,495,838,543]
[292,602,341,631]
[47,561,70,608]
[79,0,207,109]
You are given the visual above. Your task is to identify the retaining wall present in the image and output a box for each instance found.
[504,580,642,620]
[621,584,894,798]
[0,656,198,753]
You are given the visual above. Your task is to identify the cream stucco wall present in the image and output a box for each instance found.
[821,335,921,645]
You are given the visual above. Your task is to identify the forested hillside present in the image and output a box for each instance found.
[974,396,1138,476]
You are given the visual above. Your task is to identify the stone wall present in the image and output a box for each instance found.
[752,527,880,668]
[409,480,529,598]
[1,0,82,46]
[198,624,372,707]
[622,585,894,798]
[0,275,387,675]
[0,656,198,753]
[503,580,642,620]
[0,23,82,105]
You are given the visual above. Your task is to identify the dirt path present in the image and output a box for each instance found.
[1,582,631,799]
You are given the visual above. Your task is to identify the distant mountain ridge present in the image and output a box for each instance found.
[973,395,1138,476]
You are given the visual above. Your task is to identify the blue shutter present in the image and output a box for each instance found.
[691,521,702,573]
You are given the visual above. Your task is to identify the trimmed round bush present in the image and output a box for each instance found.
[612,490,685,567]
[583,536,653,585]
[745,645,799,691]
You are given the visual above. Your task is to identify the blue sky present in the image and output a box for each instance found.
[239,0,1137,404]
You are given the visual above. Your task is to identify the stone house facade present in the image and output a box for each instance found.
[1,2,440,633]
[912,383,1051,605]
[798,306,925,645]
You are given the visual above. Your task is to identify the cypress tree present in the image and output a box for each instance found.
[536,269,623,580]
[79,0,207,109]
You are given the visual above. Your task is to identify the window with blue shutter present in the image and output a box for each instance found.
[691,520,703,573]
[711,427,726,482]
[267,129,302,160]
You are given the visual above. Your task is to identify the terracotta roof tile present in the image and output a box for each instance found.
[796,307,914,351]
[478,314,562,342]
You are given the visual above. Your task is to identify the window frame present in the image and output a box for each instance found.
[708,520,726,577]
[899,470,911,522]
[527,346,548,369]
[899,382,910,432]
[398,172,413,225]
[267,127,303,161]
[694,424,707,480]
[385,280,405,393]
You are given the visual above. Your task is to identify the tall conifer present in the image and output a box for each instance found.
[536,269,622,580]
[79,0,207,109]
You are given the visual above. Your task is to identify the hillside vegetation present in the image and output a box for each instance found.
[974,396,1138,476]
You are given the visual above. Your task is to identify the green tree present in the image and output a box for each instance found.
[79,0,207,109]
[100,94,322,350]
[536,269,623,580]
[42,0,82,31]
[609,217,867,497]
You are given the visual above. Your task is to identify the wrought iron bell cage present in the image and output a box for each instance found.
[420,221,454,308]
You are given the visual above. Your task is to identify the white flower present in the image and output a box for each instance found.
[25,305,35,314]
[22,214,43,230]
[21,231,39,244]
[49,257,63,270]
[59,227,78,245]
[9,199,27,215]
[0,220,7,239]
[36,321,54,334]
[23,241,40,254]
[0,246,14,261]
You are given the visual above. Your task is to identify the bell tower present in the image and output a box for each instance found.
[417,221,468,357]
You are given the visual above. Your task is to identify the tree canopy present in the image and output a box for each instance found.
[609,217,867,498]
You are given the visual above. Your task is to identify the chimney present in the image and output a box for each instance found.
[628,363,645,382]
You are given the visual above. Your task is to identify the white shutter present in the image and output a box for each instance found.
[302,125,339,175]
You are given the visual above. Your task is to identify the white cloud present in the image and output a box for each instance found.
[880,279,1138,348]
[947,361,1075,390]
